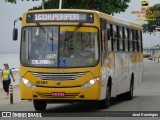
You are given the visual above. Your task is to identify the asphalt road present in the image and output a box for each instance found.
[0,59,160,120]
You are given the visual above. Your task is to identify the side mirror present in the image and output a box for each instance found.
[13,28,18,41]
[13,17,22,41]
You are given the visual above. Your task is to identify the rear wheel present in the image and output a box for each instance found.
[33,100,47,111]
[125,75,134,100]
[125,81,134,100]
[98,86,111,109]
[116,75,134,100]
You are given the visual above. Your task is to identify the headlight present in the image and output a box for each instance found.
[21,78,35,88]
[81,77,99,89]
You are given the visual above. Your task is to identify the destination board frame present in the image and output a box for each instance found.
[26,12,94,23]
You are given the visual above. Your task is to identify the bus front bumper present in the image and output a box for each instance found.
[20,82,100,101]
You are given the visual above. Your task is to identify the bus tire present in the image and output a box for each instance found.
[33,100,47,111]
[125,75,134,100]
[98,85,111,109]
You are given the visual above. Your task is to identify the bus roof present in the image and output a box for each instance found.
[99,12,141,30]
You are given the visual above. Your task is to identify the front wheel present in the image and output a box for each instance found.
[98,86,111,109]
[33,100,47,111]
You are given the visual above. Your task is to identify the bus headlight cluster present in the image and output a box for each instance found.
[21,78,35,88]
[81,77,99,89]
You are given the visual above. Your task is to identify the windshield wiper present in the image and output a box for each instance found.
[65,22,84,41]
[36,22,53,40]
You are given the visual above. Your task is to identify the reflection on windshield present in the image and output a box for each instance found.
[30,27,58,60]
[36,22,53,41]
[21,26,99,67]
[65,22,83,42]
[59,27,99,67]
[21,26,58,67]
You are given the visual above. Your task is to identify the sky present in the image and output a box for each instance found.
[0,0,41,53]
[0,0,160,53]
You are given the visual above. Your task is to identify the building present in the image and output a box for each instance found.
[143,46,160,58]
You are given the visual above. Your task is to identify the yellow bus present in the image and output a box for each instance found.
[13,9,143,111]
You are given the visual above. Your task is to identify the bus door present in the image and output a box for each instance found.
[100,18,108,99]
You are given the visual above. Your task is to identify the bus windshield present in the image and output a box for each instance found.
[21,26,99,68]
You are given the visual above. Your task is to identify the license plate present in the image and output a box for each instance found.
[52,92,65,97]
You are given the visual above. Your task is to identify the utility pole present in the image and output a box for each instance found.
[59,0,62,9]
[42,0,44,9]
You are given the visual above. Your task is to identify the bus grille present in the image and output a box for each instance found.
[31,72,86,80]
[36,92,80,98]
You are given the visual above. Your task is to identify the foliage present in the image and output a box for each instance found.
[142,4,160,34]
[153,44,160,47]
[5,0,131,15]
[143,54,151,58]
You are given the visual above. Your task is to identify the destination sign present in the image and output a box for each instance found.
[26,12,94,23]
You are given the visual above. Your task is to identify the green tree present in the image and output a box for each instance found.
[142,4,160,34]
[5,0,131,15]
[5,0,17,4]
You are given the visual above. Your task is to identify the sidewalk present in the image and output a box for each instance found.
[0,86,22,105]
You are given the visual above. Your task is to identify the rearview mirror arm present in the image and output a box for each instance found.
[14,17,22,29]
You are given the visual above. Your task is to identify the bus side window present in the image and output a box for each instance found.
[116,26,119,51]
[118,26,123,51]
[107,23,112,51]
[134,30,138,52]
[136,30,139,52]
[112,25,118,51]
[129,29,133,52]
[138,30,141,52]
[122,27,125,51]
[110,24,114,51]
[124,27,128,52]
[140,31,143,52]
[127,28,130,52]
[132,29,135,52]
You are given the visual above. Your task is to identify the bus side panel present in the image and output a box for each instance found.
[115,52,123,95]
[128,53,133,92]
[100,67,108,100]
[139,54,143,84]
[107,52,116,97]
[122,52,130,93]
[100,52,116,99]
[137,53,143,87]
[135,53,139,88]
[132,53,142,88]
